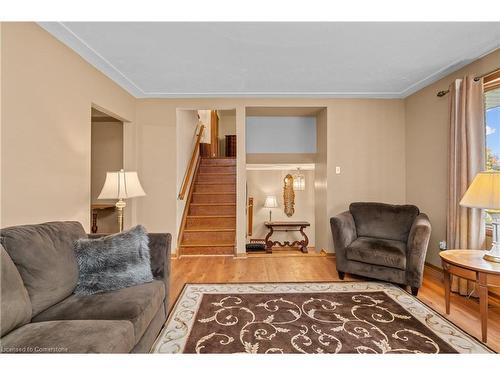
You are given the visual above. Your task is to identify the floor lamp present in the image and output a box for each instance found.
[98,169,146,232]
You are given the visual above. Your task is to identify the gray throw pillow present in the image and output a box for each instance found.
[73,225,153,296]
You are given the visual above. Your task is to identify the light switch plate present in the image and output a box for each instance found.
[335,166,341,174]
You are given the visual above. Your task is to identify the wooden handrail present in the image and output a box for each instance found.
[177,157,201,253]
[178,124,205,200]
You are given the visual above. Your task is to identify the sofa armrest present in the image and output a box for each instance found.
[147,233,171,283]
[406,213,431,288]
[330,211,357,270]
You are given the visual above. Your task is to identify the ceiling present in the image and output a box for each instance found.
[40,22,500,99]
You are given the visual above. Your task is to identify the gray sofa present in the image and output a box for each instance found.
[0,221,171,353]
[330,202,431,296]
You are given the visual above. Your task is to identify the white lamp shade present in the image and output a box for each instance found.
[98,170,146,200]
[460,171,500,210]
[264,195,278,208]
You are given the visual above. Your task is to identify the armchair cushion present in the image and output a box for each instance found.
[350,202,419,242]
[346,237,407,270]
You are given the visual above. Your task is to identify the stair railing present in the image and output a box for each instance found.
[178,124,205,200]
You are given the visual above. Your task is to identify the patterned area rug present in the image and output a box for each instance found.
[152,282,493,354]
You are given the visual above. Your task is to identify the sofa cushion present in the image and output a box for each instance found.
[0,221,85,315]
[346,236,407,270]
[350,202,419,242]
[33,280,165,342]
[1,245,32,336]
[0,320,134,353]
[74,225,153,296]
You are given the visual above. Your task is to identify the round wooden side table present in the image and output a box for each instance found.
[440,250,500,342]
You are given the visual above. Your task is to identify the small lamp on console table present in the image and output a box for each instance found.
[98,169,146,232]
[264,195,278,222]
[460,171,500,262]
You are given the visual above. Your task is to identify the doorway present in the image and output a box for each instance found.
[90,107,124,234]
[244,106,328,256]
[175,108,237,257]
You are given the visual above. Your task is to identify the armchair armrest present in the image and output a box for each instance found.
[406,213,431,288]
[330,211,357,270]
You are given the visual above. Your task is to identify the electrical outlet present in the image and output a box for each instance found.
[439,240,447,250]
[335,166,341,174]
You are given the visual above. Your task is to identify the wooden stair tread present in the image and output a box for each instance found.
[187,215,236,218]
[201,157,236,159]
[198,172,236,176]
[192,192,234,195]
[196,184,235,187]
[195,182,235,185]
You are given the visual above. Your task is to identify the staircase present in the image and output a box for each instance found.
[179,157,236,256]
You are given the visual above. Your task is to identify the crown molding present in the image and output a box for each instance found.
[38,22,145,97]
[400,42,500,98]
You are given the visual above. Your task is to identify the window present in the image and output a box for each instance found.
[485,87,500,171]
[484,73,500,228]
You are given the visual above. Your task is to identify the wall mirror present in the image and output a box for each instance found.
[283,174,295,217]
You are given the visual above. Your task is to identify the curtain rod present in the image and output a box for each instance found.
[436,67,500,97]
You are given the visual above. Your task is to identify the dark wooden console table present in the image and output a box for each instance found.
[91,203,115,233]
[264,221,310,253]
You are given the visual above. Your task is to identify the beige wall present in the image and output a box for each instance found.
[247,169,316,247]
[91,121,123,233]
[405,48,500,266]
[134,100,177,244]
[1,23,136,231]
[327,100,407,251]
[314,108,329,252]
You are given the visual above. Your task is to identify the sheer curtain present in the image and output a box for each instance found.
[447,76,486,296]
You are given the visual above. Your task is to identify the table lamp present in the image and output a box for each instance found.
[264,195,278,222]
[460,171,500,262]
[98,169,146,232]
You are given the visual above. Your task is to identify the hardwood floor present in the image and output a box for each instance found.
[169,254,500,352]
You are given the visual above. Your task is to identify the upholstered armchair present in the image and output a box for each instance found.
[330,202,431,296]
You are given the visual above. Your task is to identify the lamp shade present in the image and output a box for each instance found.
[264,195,278,208]
[98,170,146,200]
[459,171,500,210]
